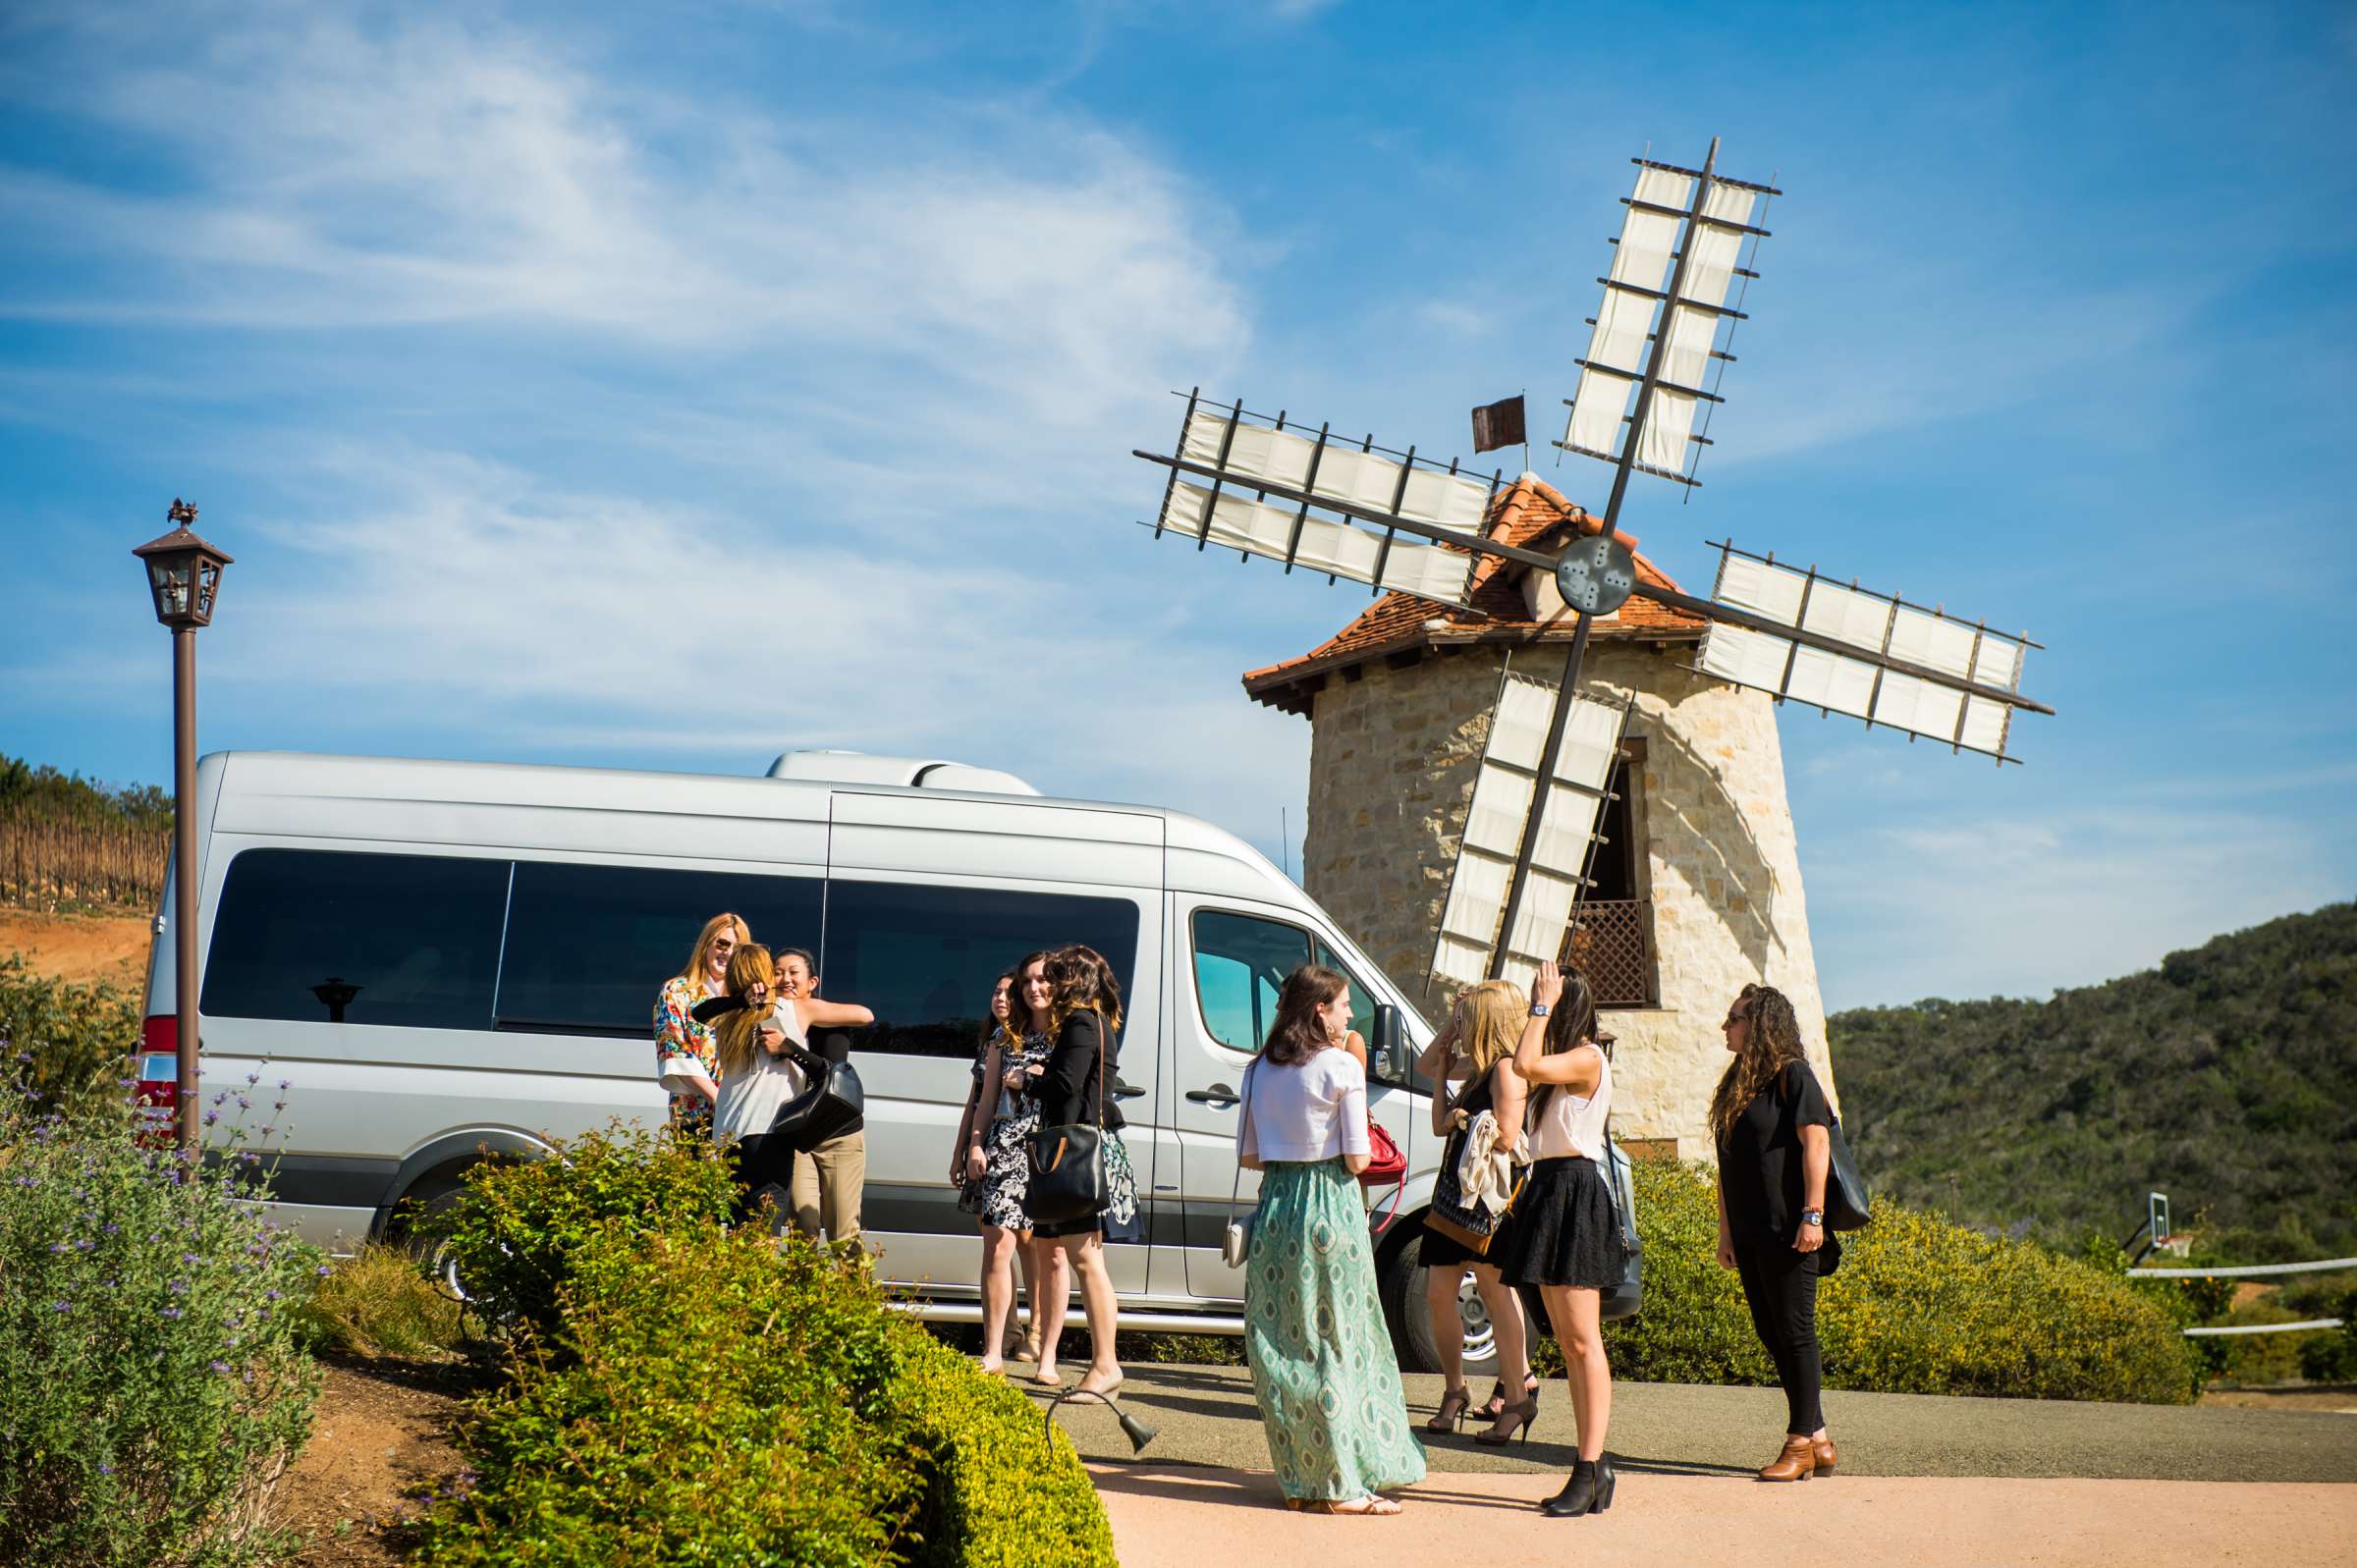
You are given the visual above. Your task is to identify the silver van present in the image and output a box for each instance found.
[138,748,1637,1368]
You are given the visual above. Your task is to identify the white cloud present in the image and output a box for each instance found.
[1806,801,2348,1008]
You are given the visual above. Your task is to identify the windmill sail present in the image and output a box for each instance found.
[1430,670,1632,990]
[1693,543,2035,760]
[1144,398,1503,609]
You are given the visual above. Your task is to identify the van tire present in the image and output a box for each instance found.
[1379,1224,1504,1378]
[384,1181,473,1303]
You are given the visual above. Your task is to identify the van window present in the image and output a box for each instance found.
[821,881,1140,1059]
[1191,910,1312,1054]
[497,862,824,1035]
[201,849,509,1030]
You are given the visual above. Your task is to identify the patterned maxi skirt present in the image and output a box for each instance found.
[1244,1159,1427,1501]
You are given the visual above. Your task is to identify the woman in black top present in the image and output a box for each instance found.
[1022,944,1133,1397]
[1713,982,1839,1482]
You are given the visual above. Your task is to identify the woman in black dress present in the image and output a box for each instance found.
[1413,978,1539,1443]
[1713,982,1840,1482]
[1023,945,1134,1397]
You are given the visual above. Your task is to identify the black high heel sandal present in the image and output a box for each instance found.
[1481,1374,1542,1420]
[1474,1395,1538,1446]
[1423,1385,1472,1434]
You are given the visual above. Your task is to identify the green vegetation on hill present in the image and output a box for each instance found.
[1831,901,2357,1257]
[0,754,170,831]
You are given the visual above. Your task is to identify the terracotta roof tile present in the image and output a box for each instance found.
[1240,474,1706,715]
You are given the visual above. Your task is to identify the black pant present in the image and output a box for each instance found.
[730,1134,795,1233]
[1733,1239,1824,1435]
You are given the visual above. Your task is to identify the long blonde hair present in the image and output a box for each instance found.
[1709,983,1807,1146]
[1455,979,1527,1077]
[713,944,777,1078]
[676,912,751,990]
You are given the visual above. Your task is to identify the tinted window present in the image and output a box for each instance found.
[1191,910,1311,1054]
[202,850,509,1029]
[497,862,824,1035]
[821,881,1140,1059]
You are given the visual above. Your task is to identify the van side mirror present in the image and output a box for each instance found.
[1371,1003,1402,1081]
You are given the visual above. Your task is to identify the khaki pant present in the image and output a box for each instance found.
[790,1129,866,1253]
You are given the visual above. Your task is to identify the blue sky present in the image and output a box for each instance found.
[2,0,2351,1009]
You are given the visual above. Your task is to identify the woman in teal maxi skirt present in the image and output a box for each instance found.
[1239,967,1425,1512]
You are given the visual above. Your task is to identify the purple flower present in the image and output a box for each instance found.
[315,1264,331,1277]
[209,1360,230,1375]
[103,1223,120,1235]
[98,1463,114,1477]
[76,1239,93,1252]
[51,1301,71,1313]
[161,1306,183,1321]
[49,1242,68,1254]
[236,1096,250,1110]
[265,1288,282,1302]
[278,1079,290,1091]
[202,1110,220,1126]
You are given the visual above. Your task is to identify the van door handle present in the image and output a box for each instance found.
[1185,1084,1240,1108]
[1111,1077,1146,1101]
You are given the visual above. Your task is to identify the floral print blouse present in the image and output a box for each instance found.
[654,974,721,1126]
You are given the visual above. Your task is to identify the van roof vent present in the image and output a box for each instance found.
[764,750,1041,796]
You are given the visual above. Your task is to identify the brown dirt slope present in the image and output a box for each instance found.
[280,1357,473,1568]
[0,907,152,991]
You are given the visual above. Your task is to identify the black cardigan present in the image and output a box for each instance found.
[1037,1009,1124,1132]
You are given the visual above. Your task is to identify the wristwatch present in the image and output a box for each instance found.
[1530,1002,1552,1017]
[1800,1208,1825,1227]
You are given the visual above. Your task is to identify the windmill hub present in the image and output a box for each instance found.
[1554,534,1638,617]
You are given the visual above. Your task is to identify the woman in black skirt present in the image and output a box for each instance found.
[1413,978,1539,1443]
[1713,982,1839,1482]
[1496,962,1624,1518]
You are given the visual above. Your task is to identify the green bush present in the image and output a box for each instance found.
[420,1222,1115,1567]
[1584,1161,2195,1403]
[0,954,142,1121]
[290,1242,468,1359]
[0,1065,322,1566]
[897,1326,1116,1568]
[424,1121,739,1336]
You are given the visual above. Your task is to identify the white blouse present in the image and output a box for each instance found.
[711,1002,810,1143]
[1235,1048,1371,1164]
[1526,1043,1612,1162]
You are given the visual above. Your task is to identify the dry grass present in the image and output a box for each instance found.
[294,1244,470,1360]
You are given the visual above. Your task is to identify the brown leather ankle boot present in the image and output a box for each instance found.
[1811,1434,1837,1475]
[1758,1434,1815,1482]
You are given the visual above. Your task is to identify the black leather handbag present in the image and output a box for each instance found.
[770,1041,864,1153]
[1824,1115,1872,1231]
[1027,1013,1110,1225]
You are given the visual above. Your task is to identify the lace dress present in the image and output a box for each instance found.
[958,1030,1050,1230]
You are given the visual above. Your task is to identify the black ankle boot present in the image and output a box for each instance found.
[1590,1452,1617,1512]
[1541,1458,1598,1517]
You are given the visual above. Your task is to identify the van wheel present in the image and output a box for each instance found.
[1379,1226,1503,1378]
[387,1184,475,1304]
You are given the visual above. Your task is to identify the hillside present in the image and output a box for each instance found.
[1831,901,2357,1257]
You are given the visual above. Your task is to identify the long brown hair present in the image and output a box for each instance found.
[1045,945,1124,1041]
[1007,948,1054,1041]
[1710,983,1807,1146]
[675,912,750,989]
[713,944,777,1078]
[1263,964,1347,1067]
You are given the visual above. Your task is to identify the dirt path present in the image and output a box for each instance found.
[277,1357,474,1568]
[0,907,151,990]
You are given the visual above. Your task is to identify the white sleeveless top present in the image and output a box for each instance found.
[1526,1044,1612,1161]
[712,1002,809,1143]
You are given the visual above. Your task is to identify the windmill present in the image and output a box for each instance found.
[1128,138,2053,993]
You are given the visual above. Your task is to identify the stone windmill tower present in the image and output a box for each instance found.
[1239,472,1834,1158]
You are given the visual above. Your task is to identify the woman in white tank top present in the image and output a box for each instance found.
[1492,962,1626,1520]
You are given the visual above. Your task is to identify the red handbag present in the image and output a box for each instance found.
[1361,1120,1408,1232]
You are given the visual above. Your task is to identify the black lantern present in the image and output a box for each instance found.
[132,499,234,628]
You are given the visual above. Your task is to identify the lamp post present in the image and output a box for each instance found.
[132,500,233,1152]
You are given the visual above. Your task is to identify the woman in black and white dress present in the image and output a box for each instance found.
[1495,962,1625,1519]
[956,953,1063,1374]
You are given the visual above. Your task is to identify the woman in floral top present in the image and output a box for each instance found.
[653,912,750,1131]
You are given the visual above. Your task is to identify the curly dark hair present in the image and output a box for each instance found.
[1045,944,1124,1039]
[1709,982,1807,1146]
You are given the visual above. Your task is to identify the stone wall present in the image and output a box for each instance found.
[1298,640,1836,1158]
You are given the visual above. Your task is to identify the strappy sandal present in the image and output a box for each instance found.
[1482,1375,1542,1418]
[1424,1385,1473,1434]
[1286,1495,1402,1516]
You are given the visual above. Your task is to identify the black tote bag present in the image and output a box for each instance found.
[1824,1116,1872,1231]
[1026,1012,1111,1225]
[770,1040,864,1152]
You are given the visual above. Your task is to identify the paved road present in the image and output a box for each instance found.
[1032,1365,2357,1484]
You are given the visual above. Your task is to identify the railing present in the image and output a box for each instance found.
[0,818,168,910]
[1562,897,1657,1008]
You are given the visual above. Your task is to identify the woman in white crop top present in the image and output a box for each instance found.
[1233,966,1426,1516]
[1493,961,1625,1520]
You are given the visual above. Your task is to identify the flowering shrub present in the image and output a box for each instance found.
[0,1056,322,1567]
[0,953,141,1121]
